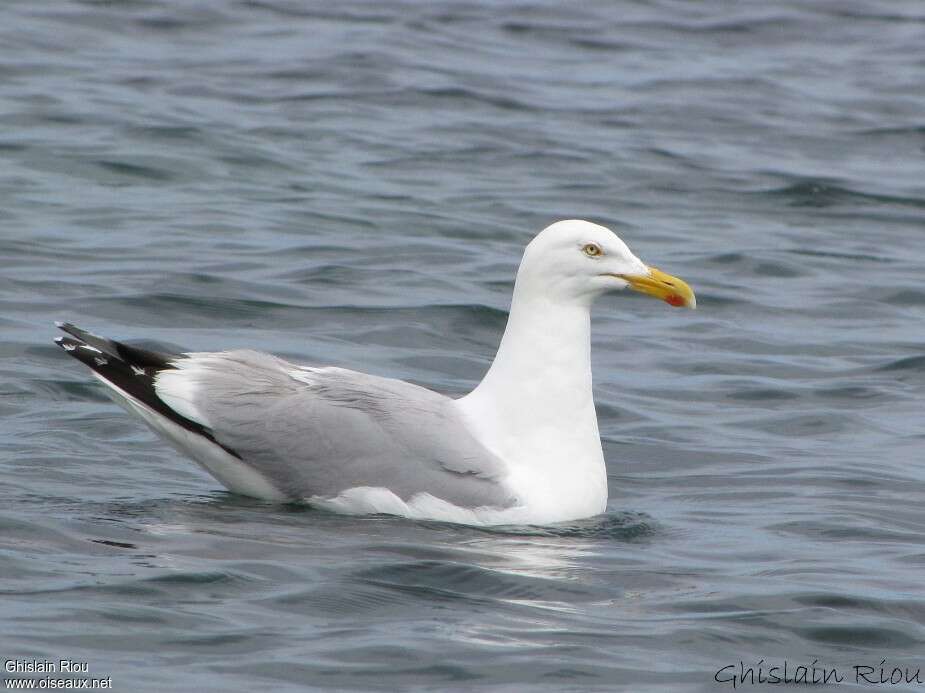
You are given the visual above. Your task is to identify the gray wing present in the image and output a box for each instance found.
[175,350,513,508]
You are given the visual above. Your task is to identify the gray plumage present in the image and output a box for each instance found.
[183,350,513,507]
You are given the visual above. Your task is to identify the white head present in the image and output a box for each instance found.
[515,219,696,309]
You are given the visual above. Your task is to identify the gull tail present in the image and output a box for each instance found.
[53,322,236,457]
[54,323,285,500]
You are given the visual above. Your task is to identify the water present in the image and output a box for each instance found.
[2,1,925,690]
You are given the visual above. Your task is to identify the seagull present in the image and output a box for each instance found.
[55,220,695,525]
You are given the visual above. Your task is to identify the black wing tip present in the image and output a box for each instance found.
[53,322,183,369]
[55,320,77,333]
[55,321,97,342]
[52,323,242,460]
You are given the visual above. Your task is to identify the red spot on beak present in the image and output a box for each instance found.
[665,294,685,307]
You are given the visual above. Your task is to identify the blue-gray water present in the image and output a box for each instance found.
[3,1,925,691]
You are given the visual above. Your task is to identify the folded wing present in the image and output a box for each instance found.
[56,324,512,509]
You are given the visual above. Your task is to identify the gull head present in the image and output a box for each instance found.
[517,219,696,309]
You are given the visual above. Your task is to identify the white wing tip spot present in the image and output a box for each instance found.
[131,365,146,376]
[94,356,108,366]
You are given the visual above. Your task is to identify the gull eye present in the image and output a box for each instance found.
[582,243,603,257]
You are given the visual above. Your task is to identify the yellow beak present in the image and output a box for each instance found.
[617,266,696,309]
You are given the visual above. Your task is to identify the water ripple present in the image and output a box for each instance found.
[3,0,925,690]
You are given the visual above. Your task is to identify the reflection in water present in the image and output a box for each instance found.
[89,495,650,628]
